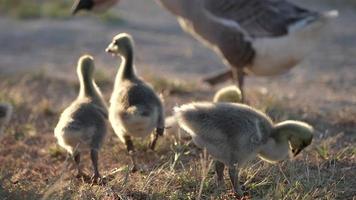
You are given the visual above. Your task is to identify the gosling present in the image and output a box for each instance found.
[0,103,12,135]
[174,102,313,195]
[213,85,242,103]
[165,85,242,138]
[54,55,108,182]
[106,33,164,171]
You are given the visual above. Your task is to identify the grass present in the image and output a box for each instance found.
[0,0,123,22]
[0,72,355,199]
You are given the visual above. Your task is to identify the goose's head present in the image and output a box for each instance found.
[72,0,120,15]
[213,85,242,103]
[105,33,133,57]
[275,121,314,157]
[77,55,95,79]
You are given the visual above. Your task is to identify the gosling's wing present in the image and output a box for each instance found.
[203,0,318,38]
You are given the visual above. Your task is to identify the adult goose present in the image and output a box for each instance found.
[71,0,338,101]
[54,55,108,183]
[106,33,165,171]
[174,102,314,195]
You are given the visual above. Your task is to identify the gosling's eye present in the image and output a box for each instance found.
[292,149,296,153]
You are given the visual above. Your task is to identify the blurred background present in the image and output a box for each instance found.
[0,0,355,123]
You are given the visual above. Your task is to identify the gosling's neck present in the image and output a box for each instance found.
[258,138,289,163]
[78,73,107,111]
[117,46,135,81]
[78,70,100,100]
[258,123,305,163]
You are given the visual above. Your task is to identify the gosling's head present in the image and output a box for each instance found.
[105,33,134,57]
[213,85,242,103]
[77,55,95,79]
[72,0,120,15]
[275,120,314,157]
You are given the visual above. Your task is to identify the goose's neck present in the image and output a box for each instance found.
[157,0,194,18]
[117,47,135,81]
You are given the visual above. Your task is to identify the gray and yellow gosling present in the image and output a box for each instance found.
[174,102,313,195]
[106,33,164,171]
[54,55,108,183]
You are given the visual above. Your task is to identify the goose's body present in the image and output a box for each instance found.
[54,55,108,181]
[106,33,164,170]
[72,0,338,101]
[159,0,338,100]
[174,102,313,195]
[0,103,12,135]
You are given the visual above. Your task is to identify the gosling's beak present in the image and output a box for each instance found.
[105,42,118,55]
[292,149,302,157]
[72,0,93,15]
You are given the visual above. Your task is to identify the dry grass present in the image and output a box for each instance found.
[0,72,355,200]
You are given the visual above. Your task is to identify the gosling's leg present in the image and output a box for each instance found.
[90,149,101,183]
[228,166,243,196]
[203,69,233,86]
[149,127,164,150]
[73,152,84,178]
[214,160,225,188]
[232,68,245,103]
[123,135,138,172]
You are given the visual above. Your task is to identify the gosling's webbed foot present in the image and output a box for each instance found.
[90,173,103,185]
[76,172,91,183]
[228,167,243,197]
[130,164,139,173]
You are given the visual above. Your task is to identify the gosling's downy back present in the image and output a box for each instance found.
[166,85,242,137]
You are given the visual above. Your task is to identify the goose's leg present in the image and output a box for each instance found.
[149,127,164,150]
[73,152,86,179]
[228,166,243,196]
[123,135,138,172]
[214,160,225,188]
[203,69,233,86]
[232,68,245,102]
[90,149,101,183]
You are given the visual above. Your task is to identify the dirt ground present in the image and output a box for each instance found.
[0,0,355,199]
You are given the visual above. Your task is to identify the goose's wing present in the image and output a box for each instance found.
[203,0,318,38]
